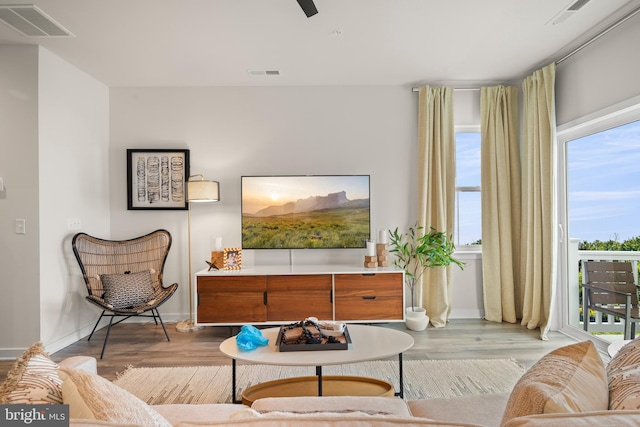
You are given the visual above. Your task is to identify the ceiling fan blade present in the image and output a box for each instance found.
[296,0,318,17]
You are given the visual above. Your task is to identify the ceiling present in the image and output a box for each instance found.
[0,0,638,87]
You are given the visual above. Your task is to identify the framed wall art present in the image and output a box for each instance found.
[127,149,190,210]
[223,248,242,270]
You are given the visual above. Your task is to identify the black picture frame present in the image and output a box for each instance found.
[127,149,190,210]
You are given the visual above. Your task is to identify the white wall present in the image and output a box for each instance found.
[38,47,110,352]
[0,46,40,356]
[556,12,640,126]
[109,86,419,319]
[0,46,109,357]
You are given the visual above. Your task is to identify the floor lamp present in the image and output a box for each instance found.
[176,174,220,333]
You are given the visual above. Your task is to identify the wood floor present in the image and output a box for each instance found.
[0,319,581,383]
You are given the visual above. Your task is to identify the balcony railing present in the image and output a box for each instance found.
[569,238,640,334]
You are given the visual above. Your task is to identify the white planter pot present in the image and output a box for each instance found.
[405,307,429,331]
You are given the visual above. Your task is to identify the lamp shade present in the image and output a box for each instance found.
[187,176,220,202]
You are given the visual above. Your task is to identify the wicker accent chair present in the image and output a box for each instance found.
[583,260,640,340]
[71,229,178,358]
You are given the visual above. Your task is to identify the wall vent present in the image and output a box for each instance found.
[248,70,281,76]
[0,5,74,37]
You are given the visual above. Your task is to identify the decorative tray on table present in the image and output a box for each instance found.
[276,319,351,352]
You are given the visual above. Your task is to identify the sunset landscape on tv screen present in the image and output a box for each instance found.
[241,175,370,249]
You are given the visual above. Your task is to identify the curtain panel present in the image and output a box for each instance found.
[480,85,521,324]
[520,63,557,340]
[417,86,456,327]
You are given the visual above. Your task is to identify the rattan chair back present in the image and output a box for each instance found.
[72,229,171,299]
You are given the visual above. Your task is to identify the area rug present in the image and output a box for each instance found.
[113,359,525,404]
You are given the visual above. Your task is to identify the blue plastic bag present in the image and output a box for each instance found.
[236,325,269,351]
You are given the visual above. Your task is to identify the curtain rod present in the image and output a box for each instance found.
[557,5,640,64]
[410,87,480,92]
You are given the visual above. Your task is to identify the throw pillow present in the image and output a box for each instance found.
[607,337,640,409]
[500,340,608,424]
[0,342,63,404]
[100,270,154,308]
[607,336,640,377]
[59,367,170,427]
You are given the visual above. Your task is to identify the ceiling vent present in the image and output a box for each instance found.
[0,5,73,37]
[567,0,590,11]
[547,0,591,25]
[248,70,281,76]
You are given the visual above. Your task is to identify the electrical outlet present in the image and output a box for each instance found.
[15,219,25,234]
[67,218,82,230]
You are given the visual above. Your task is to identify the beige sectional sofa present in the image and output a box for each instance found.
[3,339,640,426]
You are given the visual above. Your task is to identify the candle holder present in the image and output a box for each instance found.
[364,255,378,268]
[377,243,390,267]
[364,239,378,268]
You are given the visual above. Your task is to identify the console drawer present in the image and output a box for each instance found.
[334,273,403,320]
[197,276,267,323]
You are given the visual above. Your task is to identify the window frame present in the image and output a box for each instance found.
[455,125,482,249]
[555,95,640,348]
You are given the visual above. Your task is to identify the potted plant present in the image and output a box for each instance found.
[389,224,464,331]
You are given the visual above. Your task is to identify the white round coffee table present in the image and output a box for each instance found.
[220,324,414,403]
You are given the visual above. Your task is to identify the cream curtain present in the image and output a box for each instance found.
[520,63,557,340]
[417,86,456,327]
[480,86,521,324]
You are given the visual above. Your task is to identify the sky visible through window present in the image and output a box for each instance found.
[455,132,481,245]
[568,120,640,242]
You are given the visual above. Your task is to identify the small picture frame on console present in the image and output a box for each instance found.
[223,248,242,270]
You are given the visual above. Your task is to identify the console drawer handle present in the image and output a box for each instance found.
[362,296,377,300]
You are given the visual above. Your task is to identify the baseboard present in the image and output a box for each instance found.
[0,312,187,360]
[449,309,484,319]
[0,348,29,360]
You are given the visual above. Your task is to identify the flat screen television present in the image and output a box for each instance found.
[241,175,370,249]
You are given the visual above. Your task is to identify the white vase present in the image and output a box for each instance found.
[405,307,429,331]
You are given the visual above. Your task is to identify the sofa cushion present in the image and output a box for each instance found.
[153,404,250,423]
[500,340,608,424]
[59,356,98,375]
[501,410,640,426]
[70,420,143,427]
[607,336,640,409]
[174,415,486,426]
[59,367,171,427]
[0,341,63,404]
[408,392,509,426]
[100,270,154,308]
[251,396,412,417]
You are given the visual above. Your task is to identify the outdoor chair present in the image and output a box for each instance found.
[582,260,640,340]
[71,229,178,358]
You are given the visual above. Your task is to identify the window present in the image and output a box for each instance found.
[556,99,640,344]
[567,120,640,244]
[455,130,481,246]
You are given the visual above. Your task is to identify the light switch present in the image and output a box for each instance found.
[0,177,3,191]
[15,219,25,234]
